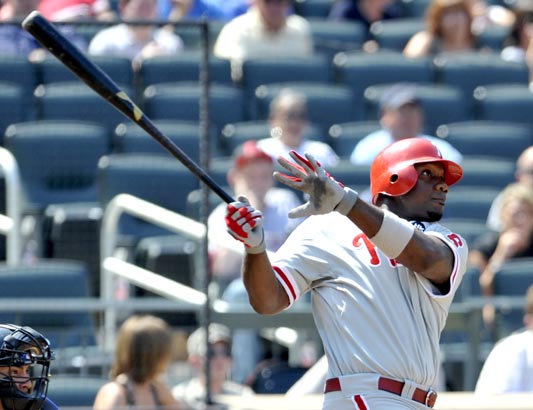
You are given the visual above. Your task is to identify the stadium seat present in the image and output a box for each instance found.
[293,0,334,18]
[47,377,107,407]
[399,0,430,18]
[34,82,131,132]
[3,120,109,215]
[443,187,500,221]
[0,259,98,348]
[333,51,435,99]
[473,83,533,127]
[492,258,533,336]
[433,52,529,105]
[452,156,515,190]
[220,120,324,155]
[308,19,365,57]
[0,54,36,102]
[142,83,245,134]
[252,82,362,131]
[370,18,425,52]
[436,120,532,161]
[0,83,25,138]
[241,55,333,112]
[327,120,381,159]
[327,160,371,192]
[113,119,222,161]
[36,54,133,88]
[137,51,233,89]
[363,83,469,134]
[97,153,200,245]
[173,20,225,51]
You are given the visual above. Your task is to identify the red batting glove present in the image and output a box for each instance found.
[225,195,265,254]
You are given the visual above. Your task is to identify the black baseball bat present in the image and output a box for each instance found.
[22,10,234,204]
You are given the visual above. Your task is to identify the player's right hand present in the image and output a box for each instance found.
[225,195,266,254]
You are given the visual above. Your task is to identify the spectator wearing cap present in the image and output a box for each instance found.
[257,87,339,169]
[350,83,463,166]
[207,140,303,383]
[172,323,254,408]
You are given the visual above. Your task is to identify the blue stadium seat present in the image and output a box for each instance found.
[47,377,107,407]
[3,120,109,215]
[370,18,424,52]
[436,120,532,161]
[433,52,529,106]
[252,82,362,131]
[0,259,98,348]
[293,0,334,18]
[443,187,500,221]
[493,258,533,336]
[137,51,233,89]
[327,120,381,159]
[34,82,131,132]
[97,153,200,244]
[0,82,25,138]
[308,19,365,57]
[142,83,245,134]
[220,120,324,155]
[333,51,435,99]
[452,157,515,190]
[473,83,533,127]
[113,119,222,161]
[363,83,469,134]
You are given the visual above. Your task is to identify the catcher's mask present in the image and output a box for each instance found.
[0,324,53,410]
[370,138,463,205]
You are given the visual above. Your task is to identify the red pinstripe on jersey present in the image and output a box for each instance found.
[273,265,297,301]
[353,395,368,409]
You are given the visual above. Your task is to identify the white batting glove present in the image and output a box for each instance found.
[225,195,266,254]
[274,151,358,218]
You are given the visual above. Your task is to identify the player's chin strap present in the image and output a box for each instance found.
[370,210,415,259]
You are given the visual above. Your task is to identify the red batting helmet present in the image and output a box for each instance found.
[370,138,463,204]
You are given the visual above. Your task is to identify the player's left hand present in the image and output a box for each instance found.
[274,151,358,218]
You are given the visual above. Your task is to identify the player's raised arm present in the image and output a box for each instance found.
[274,139,463,286]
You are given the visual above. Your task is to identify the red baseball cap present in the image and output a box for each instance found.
[233,140,273,169]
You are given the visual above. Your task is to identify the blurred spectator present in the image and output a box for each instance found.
[487,146,533,231]
[257,88,340,169]
[39,0,117,22]
[403,0,479,58]
[467,0,515,34]
[475,284,533,393]
[93,314,184,410]
[88,0,184,67]
[500,7,533,84]
[0,0,87,58]
[213,0,313,82]
[208,140,302,290]
[468,183,533,327]
[328,0,404,49]
[350,83,463,165]
[157,0,227,21]
[208,140,303,383]
[172,323,254,408]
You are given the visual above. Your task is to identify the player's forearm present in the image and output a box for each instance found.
[242,252,290,315]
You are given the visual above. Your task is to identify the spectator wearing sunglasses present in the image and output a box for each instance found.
[213,0,313,82]
[172,323,254,409]
[257,87,339,169]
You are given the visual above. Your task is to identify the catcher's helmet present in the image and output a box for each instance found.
[0,324,53,410]
[370,138,463,204]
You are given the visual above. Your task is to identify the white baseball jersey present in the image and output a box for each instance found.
[271,212,468,386]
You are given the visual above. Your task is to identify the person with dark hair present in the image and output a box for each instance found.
[93,315,183,410]
[500,6,533,83]
[0,324,56,410]
[224,137,467,409]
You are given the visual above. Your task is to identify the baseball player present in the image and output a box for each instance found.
[224,138,468,409]
[0,324,57,410]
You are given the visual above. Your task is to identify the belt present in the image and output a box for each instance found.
[324,377,437,408]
